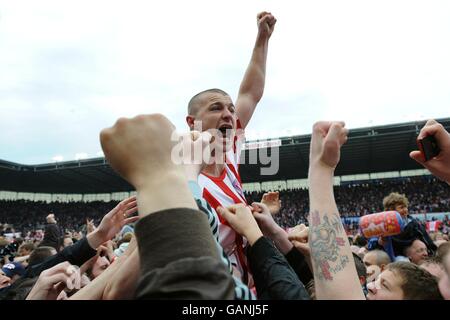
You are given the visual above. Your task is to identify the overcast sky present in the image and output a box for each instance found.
[0,0,449,164]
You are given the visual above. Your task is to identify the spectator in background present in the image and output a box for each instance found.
[12,242,35,267]
[26,246,57,275]
[404,239,429,265]
[379,192,437,260]
[363,249,391,282]
[352,235,369,258]
[39,214,62,252]
[1,262,25,286]
[82,250,111,281]
[426,217,443,233]
[17,243,35,257]
[114,232,133,257]
[383,192,410,219]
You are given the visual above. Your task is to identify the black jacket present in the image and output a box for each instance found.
[26,236,97,278]
[134,208,235,299]
[391,217,437,257]
[39,223,62,251]
[284,247,313,286]
[247,237,310,300]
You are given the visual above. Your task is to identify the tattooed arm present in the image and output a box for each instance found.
[308,122,365,300]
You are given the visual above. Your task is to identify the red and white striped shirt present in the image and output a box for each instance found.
[198,120,251,283]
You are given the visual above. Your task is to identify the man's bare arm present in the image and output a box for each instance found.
[236,11,276,129]
[308,122,365,300]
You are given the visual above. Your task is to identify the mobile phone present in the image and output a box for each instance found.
[418,135,440,161]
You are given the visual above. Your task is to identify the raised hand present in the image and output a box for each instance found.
[251,201,294,255]
[261,191,281,215]
[100,114,180,190]
[288,224,311,258]
[251,202,279,236]
[87,196,139,249]
[46,214,56,224]
[86,219,96,235]
[217,204,263,245]
[409,119,450,183]
[257,11,277,39]
[97,197,138,241]
[310,121,348,170]
[100,113,197,216]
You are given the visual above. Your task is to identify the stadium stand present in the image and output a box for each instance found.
[1,119,450,232]
[1,118,450,193]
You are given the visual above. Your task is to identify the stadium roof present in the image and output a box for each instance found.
[1,118,449,193]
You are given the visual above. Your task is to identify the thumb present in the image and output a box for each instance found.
[251,202,263,213]
[288,233,300,241]
[409,150,426,165]
[326,122,346,144]
[216,206,230,221]
[292,240,310,253]
[259,14,271,25]
[288,229,308,242]
[252,210,265,221]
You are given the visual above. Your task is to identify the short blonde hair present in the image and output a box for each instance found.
[383,192,409,211]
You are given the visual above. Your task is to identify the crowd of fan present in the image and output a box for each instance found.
[0,115,449,301]
[0,200,117,238]
[2,175,449,240]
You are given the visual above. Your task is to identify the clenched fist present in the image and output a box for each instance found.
[310,121,349,170]
[257,11,277,40]
[100,114,180,189]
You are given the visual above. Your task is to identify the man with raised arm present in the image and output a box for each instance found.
[185,11,276,285]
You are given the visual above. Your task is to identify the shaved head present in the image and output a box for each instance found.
[364,249,391,267]
[188,88,230,116]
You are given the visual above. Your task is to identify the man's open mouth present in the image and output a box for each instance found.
[218,124,233,138]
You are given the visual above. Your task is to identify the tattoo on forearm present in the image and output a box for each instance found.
[309,210,349,281]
